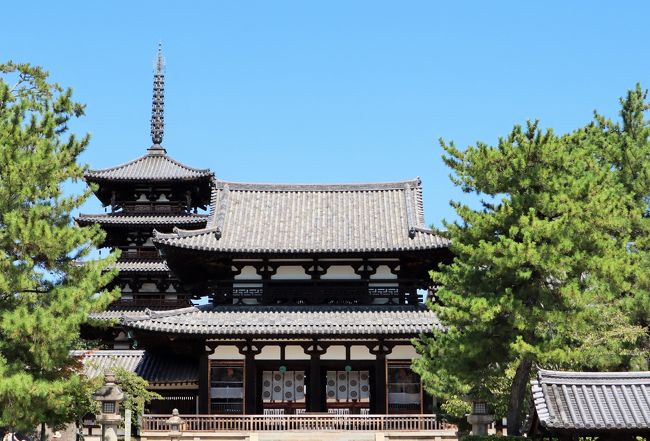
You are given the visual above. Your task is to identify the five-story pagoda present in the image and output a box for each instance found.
[77,46,213,316]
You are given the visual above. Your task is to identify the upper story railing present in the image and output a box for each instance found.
[214,282,423,305]
[141,414,448,432]
[120,201,187,214]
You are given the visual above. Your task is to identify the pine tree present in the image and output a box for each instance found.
[414,90,649,435]
[0,62,118,432]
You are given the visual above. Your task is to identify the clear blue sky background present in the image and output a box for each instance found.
[2,1,649,226]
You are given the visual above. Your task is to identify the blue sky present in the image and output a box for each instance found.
[2,1,649,226]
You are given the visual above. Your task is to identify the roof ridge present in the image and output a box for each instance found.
[121,305,201,323]
[213,178,423,192]
[538,368,650,377]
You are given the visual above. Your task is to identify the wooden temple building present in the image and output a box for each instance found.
[77,48,452,431]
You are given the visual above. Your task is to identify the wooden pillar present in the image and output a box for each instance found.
[240,341,262,415]
[198,350,210,414]
[304,340,327,412]
[370,341,392,414]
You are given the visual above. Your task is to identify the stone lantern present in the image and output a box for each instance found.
[167,408,184,441]
[92,371,125,441]
[466,400,494,436]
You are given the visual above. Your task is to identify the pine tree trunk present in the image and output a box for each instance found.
[40,422,45,441]
[507,358,532,435]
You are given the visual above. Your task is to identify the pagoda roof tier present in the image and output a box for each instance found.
[528,368,650,434]
[112,259,170,273]
[76,213,208,227]
[153,178,449,255]
[72,349,198,386]
[121,304,441,337]
[84,148,213,183]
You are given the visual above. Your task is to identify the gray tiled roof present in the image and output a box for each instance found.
[72,350,198,385]
[89,307,155,320]
[113,259,170,273]
[530,368,650,432]
[84,149,213,182]
[153,178,449,254]
[121,304,441,336]
[76,213,208,226]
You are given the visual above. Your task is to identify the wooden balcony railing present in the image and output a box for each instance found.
[141,414,446,432]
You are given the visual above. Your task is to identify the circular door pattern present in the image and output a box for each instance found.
[263,391,271,398]
[285,392,292,399]
[360,373,368,381]
[350,391,358,398]
[274,374,282,381]
[339,385,346,392]
[274,386,281,392]
[350,380,358,387]
[328,380,335,386]
[297,385,304,393]
[296,374,304,381]
[361,385,369,392]
[327,390,336,398]
[285,380,293,387]
[339,374,346,380]
[263,380,271,387]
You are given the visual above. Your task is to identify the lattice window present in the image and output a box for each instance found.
[262,371,305,403]
[326,370,370,403]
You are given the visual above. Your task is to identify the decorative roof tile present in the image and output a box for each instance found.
[154,178,449,254]
[530,369,650,432]
[72,350,198,385]
[121,304,441,336]
[84,150,213,182]
[76,213,208,227]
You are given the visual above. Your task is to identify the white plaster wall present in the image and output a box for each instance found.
[350,345,375,360]
[320,266,360,280]
[387,345,419,360]
[271,266,310,280]
[321,345,346,360]
[234,266,262,280]
[210,345,244,360]
[370,265,398,280]
[139,282,158,293]
[256,346,281,360]
[285,345,310,360]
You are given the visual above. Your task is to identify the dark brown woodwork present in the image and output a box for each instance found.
[303,341,328,412]
[198,350,210,414]
[369,340,393,414]
[239,341,262,415]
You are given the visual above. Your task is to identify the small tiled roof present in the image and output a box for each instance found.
[153,178,448,254]
[530,368,650,432]
[76,213,208,227]
[113,259,170,273]
[84,149,213,182]
[121,304,441,336]
[72,350,198,385]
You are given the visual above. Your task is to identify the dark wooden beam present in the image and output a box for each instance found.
[198,349,209,414]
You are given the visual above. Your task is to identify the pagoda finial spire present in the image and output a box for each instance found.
[149,43,166,153]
